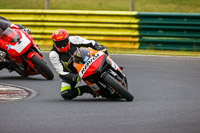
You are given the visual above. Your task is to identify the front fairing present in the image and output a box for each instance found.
[73,48,107,79]
[0,28,32,57]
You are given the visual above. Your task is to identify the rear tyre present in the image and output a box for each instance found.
[30,55,54,80]
[103,73,134,101]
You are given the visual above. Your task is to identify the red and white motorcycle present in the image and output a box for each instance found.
[0,27,54,80]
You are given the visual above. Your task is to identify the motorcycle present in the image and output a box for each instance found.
[0,27,54,80]
[72,47,134,101]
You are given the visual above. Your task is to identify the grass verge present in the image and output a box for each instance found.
[0,0,200,13]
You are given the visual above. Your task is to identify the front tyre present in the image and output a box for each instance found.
[103,73,134,101]
[30,55,54,80]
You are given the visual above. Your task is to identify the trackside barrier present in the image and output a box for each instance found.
[0,9,140,49]
[138,12,200,51]
[0,9,200,51]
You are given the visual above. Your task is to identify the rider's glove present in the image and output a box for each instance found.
[94,42,107,52]
[94,43,108,55]
[72,74,81,82]
[15,24,31,34]
[22,27,31,34]
[94,42,101,50]
[98,45,107,53]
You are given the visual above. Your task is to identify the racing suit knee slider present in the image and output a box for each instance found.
[61,89,78,100]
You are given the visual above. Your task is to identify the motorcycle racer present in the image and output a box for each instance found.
[0,16,31,70]
[49,29,107,100]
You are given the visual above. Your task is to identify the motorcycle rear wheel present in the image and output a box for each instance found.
[103,73,134,101]
[30,55,54,80]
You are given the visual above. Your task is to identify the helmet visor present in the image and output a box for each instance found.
[54,38,69,48]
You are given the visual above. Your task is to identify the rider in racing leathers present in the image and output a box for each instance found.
[0,16,31,70]
[49,29,107,100]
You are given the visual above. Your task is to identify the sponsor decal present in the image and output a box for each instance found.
[84,56,89,62]
[79,51,104,78]
[55,30,60,35]
[56,36,64,40]
[9,31,31,53]
[7,44,11,50]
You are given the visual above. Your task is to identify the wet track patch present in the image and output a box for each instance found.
[0,83,36,102]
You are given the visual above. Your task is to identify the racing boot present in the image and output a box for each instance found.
[77,85,96,97]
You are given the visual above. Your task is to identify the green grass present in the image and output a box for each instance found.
[135,0,200,13]
[0,0,200,13]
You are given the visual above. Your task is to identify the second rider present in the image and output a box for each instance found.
[49,29,107,100]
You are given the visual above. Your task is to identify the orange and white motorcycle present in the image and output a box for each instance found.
[72,47,134,101]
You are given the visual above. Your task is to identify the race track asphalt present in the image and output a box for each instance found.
[0,52,200,133]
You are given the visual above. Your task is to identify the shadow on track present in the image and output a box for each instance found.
[73,98,129,102]
[0,76,47,81]
[43,98,130,103]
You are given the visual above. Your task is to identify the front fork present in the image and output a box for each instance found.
[26,51,42,69]
[102,57,128,88]
[106,56,126,78]
[21,46,43,69]
[32,43,43,57]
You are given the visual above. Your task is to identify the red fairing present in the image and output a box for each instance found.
[14,30,33,55]
[10,56,23,63]
[0,39,3,49]
[1,29,32,57]
[82,54,104,79]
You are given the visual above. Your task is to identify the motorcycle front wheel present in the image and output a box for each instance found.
[103,73,134,101]
[30,55,54,80]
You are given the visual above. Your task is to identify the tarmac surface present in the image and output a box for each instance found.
[0,52,200,133]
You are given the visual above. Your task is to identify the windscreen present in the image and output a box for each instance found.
[74,48,91,64]
[0,28,19,43]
